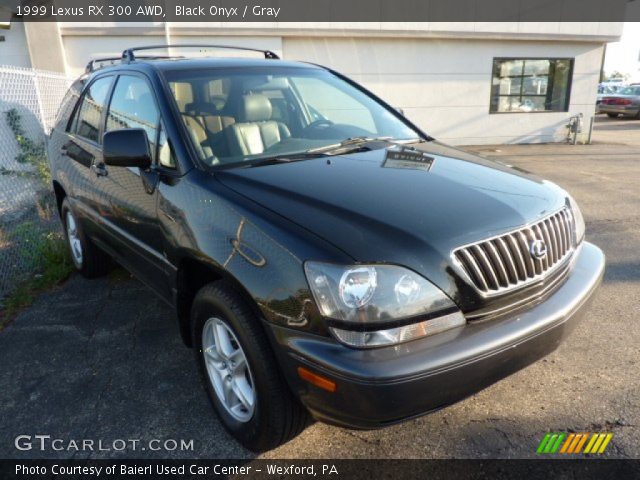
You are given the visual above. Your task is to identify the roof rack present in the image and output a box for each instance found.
[85,55,175,73]
[85,56,123,73]
[121,44,280,62]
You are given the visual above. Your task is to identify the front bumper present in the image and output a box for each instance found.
[267,242,605,429]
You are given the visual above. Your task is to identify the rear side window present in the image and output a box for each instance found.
[71,76,113,143]
[106,75,160,159]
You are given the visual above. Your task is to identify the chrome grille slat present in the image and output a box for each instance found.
[485,241,509,287]
[495,237,519,284]
[561,209,573,250]
[458,248,490,291]
[454,208,576,295]
[471,245,500,290]
[505,234,527,281]
[553,213,566,255]
[545,219,559,264]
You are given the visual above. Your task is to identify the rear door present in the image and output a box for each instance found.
[57,75,114,235]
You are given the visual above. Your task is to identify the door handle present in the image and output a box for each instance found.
[91,163,108,177]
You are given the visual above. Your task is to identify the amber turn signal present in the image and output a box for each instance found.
[297,367,337,393]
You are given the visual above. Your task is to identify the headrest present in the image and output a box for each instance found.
[238,94,272,122]
[184,102,221,115]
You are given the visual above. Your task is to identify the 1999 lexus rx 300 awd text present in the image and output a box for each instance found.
[48,46,605,452]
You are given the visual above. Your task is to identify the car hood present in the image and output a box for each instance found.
[215,141,569,305]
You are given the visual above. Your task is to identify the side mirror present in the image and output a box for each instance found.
[103,128,152,170]
[395,107,405,116]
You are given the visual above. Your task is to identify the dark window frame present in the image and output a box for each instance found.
[489,57,574,114]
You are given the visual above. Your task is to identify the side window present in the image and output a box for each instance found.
[71,76,112,143]
[106,75,160,160]
[157,125,176,169]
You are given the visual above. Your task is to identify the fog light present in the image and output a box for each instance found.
[330,311,465,348]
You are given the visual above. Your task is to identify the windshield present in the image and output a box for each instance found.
[617,86,640,96]
[163,67,421,168]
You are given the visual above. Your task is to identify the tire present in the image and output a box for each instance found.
[607,113,619,118]
[191,281,309,452]
[61,198,111,278]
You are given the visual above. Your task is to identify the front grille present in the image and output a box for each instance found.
[454,208,576,295]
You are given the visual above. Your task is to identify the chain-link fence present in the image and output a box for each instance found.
[0,65,72,303]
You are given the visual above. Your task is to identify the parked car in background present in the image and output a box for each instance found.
[596,83,621,112]
[48,45,605,452]
[599,85,640,118]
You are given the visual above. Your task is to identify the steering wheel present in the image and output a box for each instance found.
[306,119,334,129]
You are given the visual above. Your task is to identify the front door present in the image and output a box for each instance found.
[91,73,171,297]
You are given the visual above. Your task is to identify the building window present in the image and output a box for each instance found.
[490,58,573,113]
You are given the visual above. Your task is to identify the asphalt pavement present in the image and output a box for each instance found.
[0,115,638,459]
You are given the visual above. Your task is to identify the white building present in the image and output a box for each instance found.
[1,21,624,144]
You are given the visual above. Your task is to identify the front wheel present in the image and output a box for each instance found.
[191,282,310,452]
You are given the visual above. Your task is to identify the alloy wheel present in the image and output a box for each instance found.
[66,211,83,267]
[202,317,256,422]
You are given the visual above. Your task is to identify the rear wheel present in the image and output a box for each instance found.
[192,281,310,452]
[607,113,619,118]
[61,198,111,278]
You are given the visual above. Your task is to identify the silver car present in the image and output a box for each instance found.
[598,85,640,118]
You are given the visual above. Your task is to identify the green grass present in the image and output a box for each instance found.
[0,231,74,330]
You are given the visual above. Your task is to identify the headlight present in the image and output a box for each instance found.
[304,262,465,348]
[568,195,585,244]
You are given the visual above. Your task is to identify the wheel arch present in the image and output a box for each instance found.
[175,256,263,348]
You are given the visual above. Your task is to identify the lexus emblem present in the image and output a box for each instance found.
[530,239,548,260]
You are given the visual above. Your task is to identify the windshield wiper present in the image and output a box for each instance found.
[239,152,327,168]
[225,136,425,169]
[306,136,422,155]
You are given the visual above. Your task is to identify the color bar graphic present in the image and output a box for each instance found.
[537,432,613,454]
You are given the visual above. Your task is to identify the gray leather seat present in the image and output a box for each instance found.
[225,94,290,156]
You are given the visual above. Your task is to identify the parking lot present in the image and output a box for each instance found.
[0,116,638,460]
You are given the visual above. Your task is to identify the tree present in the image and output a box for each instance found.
[604,71,630,82]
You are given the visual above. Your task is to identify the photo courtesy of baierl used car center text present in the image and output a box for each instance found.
[1,0,639,478]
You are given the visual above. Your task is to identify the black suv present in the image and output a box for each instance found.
[49,45,605,452]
